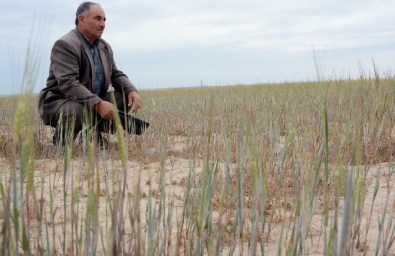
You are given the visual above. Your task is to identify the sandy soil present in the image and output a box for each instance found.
[1,148,394,255]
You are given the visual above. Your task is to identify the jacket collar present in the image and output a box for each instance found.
[73,28,111,89]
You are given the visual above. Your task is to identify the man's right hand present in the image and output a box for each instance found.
[95,101,115,120]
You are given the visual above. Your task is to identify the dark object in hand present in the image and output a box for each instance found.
[118,110,150,135]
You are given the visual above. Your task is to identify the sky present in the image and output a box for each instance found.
[1,0,394,95]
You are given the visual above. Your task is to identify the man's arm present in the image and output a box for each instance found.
[51,38,101,108]
[103,42,138,96]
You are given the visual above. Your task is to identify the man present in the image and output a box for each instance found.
[38,2,141,148]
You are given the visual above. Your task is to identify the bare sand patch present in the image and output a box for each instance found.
[1,155,394,255]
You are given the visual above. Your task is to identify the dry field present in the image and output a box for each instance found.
[0,79,394,255]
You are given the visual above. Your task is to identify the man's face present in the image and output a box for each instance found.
[78,4,106,42]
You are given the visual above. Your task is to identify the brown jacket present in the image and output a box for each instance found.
[38,28,137,125]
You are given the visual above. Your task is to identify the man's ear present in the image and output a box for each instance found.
[78,15,85,25]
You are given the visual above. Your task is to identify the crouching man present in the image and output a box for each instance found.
[38,2,141,148]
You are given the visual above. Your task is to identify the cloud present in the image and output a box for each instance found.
[104,0,395,55]
[0,0,394,94]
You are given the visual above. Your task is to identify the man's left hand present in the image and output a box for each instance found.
[128,91,141,113]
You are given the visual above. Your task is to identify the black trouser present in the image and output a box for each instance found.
[52,91,131,145]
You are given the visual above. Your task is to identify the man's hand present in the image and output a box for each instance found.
[95,101,115,120]
[128,91,141,113]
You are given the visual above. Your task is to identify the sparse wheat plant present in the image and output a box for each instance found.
[0,46,394,256]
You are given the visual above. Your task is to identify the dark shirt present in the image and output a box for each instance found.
[77,28,105,96]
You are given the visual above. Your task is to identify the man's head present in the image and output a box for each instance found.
[75,2,106,42]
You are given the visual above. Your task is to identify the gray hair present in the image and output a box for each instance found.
[75,2,100,26]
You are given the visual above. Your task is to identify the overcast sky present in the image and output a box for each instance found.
[1,0,394,95]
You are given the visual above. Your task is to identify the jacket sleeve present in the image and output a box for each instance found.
[106,44,138,96]
[50,38,102,107]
